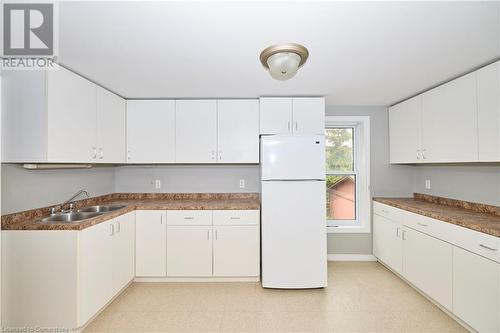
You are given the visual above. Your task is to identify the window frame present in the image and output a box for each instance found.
[325,116,371,233]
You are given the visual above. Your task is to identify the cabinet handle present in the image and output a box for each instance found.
[416,150,421,160]
[479,244,498,251]
[99,148,104,160]
[295,121,298,131]
[215,230,218,240]
[183,217,194,220]
[160,215,163,224]
[218,150,222,161]
[287,121,291,132]
[396,227,400,238]
[402,230,406,240]
[422,149,427,159]
[127,150,131,160]
[381,209,389,214]
[229,217,241,220]
[417,222,428,227]
[92,147,97,159]
[109,224,114,236]
[207,229,210,240]
[115,221,121,233]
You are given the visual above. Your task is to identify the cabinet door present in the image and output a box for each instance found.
[453,246,499,333]
[213,226,260,277]
[373,214,403,274]
[421,73,478,162]
[96,86,126,163]
[389,96,422,163]
[47,66,97,163]
[135,210,167,277]
[79,220,113,325]
[217,99,259,163]
[477,61,500,162]
[126,100,175,163]
[166,226,213,277]
[292,97,325,135]
[259,97,292,135]
[402,227,453,310]
[175,100,217,163]
[112,212,135,295]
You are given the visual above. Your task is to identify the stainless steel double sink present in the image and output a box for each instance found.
[42,204,126,223]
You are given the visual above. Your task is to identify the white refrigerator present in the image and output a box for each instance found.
[261,135,327,289]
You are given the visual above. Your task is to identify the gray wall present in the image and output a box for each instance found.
[325,106,416,255]
[1,164,115,214]
[114,165,260,193]
[415,165,500,206]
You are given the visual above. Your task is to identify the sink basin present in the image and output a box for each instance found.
[42,212,103,223]
[78,204,126,213]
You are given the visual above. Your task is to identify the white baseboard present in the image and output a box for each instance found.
[134,277,260,282]
[327,254,377,261]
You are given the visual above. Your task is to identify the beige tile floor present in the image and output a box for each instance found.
[84,262,467,333]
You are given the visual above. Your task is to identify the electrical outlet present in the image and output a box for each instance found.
[155,180,161,189]
[239,179,245,188]
[425,179,431,190]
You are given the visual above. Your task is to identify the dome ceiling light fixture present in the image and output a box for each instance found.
[260,43,309,81]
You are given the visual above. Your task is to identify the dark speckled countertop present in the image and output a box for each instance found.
[373,193,500,237]
[1,193,260,231]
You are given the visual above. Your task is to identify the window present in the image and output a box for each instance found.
[325,116,370,232]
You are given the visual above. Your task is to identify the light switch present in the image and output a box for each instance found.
[155,180,161,189]
[239,179,245,188]
[425,179,431,190]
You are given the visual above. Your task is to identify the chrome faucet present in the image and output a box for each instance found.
[52,189,90,214]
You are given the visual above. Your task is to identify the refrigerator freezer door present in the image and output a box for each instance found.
[261,180,327,288]
[261,135,325,180]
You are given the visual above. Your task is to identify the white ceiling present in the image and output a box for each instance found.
[59,1,500,106]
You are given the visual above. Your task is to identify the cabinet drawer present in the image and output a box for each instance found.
[167,210,212,226]
[213,210,260,226]
[398,208,500,263]
[373,202,402,222]
[450,226,500,263]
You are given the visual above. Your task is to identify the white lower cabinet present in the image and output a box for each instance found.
[2,212,136,330]
[213,225,260,277]
[453,246,500,333]
[112,212,136,294]
[167,226,213,276]
[373,201,500,332]
[79,219,114,325]
[165,209,261,278]
[402,226,453,311]
[372,213,403,275]
[135,210,167,277]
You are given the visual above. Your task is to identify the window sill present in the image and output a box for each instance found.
[327,225,371,234]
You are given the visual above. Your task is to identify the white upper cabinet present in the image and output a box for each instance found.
[47,66,98,163]
[292,97,325,135]
[389,64,500,163]
[260,97,293,134]
[477,61,500,162]
[421,72,478,162]
[260,97,325,135]
[1,65,126,163]
[389,96,422,163]
[217,99,259,163]
[175,100,218,163]
[126,100,175,163]
[96,87,126,163]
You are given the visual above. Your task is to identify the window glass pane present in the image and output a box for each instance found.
[326,175,356,220]
[325,128,354,172]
